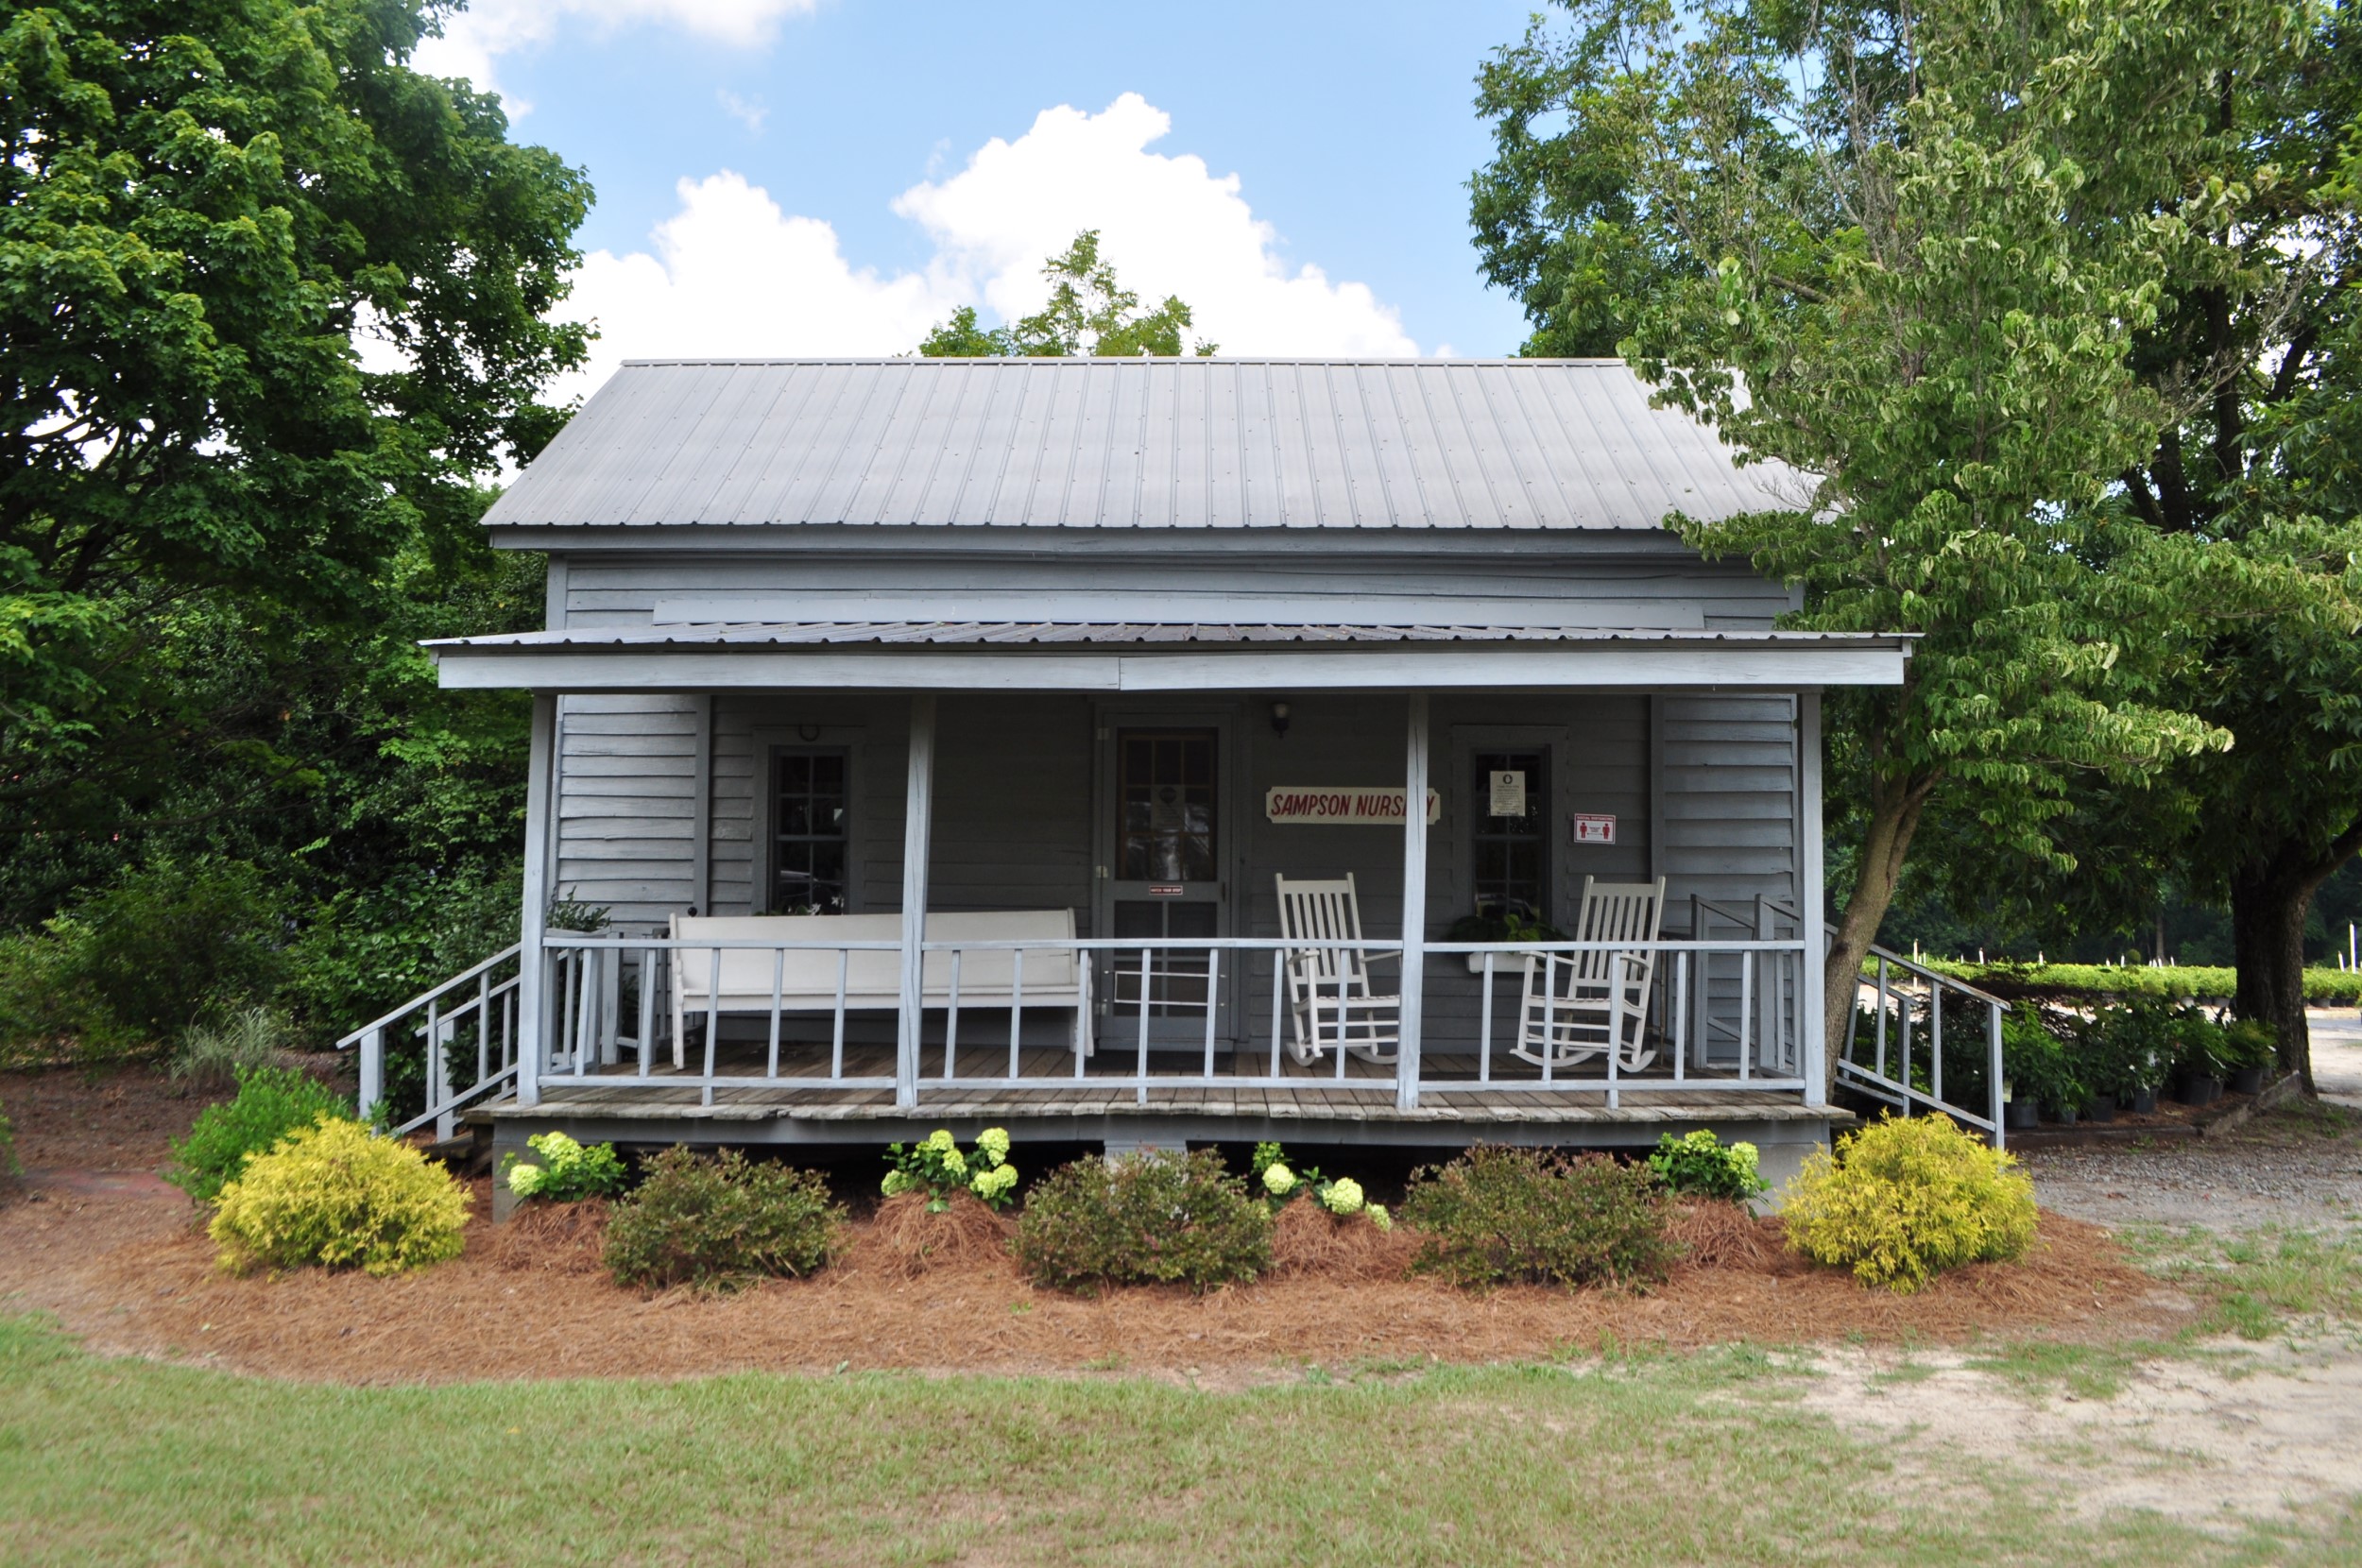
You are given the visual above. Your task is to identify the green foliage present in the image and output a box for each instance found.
[603,1149,846,1292]
[881,1127,1018,1210]
[917,231,1215,358]
[1782,1116,2039,1293]
[209,1117,470,1276]
[503,1132,625,1204]
[164,1065,350,1205]
[2001,1009,2084,1112]
[0,0,588,834]
[1248,1142,1389,1226]
[169,1007,291,1095]
[1400,1145,1673,1290]
[0,1096,16,1181]
[1646,1131,1767,1203]
[1013,1150,1272,1293]
[1914,958,2362,1007]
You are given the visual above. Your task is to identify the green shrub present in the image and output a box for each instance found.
[1646,1130,1768,1202]
[603,1148,845,1291]
[1908,958,2362,1008]
[164,1065,350,1203]
[1013,1150,1272,1293]
[502,1131,626,1202]
[169,1006,291,1094]
[881,1127,1018,1209]
[2002,1009,2084,1111]
[210,1117,471,1276]
[1782,1116,2038,1292]
[1399,1145,1673,1289]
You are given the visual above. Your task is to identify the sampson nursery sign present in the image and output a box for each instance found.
[1265,787,1443,826]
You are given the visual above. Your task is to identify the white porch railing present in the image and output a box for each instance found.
[525,931,1818,1110]
[335,944,522,1141]
[1839,944,2011,1148]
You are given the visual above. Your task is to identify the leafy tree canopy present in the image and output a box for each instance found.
[916,230,1216,358]
[0,0,590,842]
[1469,0,2297,1065]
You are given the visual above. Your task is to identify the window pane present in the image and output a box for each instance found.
[1118,729,1218,884]
[1471,749,1548,920]
[774,749,850,914]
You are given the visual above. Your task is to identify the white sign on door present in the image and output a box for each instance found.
[1487,770,1527,817]
[1571,813,1617,844]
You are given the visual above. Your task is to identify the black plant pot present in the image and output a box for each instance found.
[2005,1099,2041,1132]
[2130,1088,2159,1116]
[2229,1065,2267,1097]
[2087,1094,2117,1123]
[2178,1074,2222,1107]
[2050,1103,2080,1127]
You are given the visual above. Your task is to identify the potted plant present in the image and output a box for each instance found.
[2218,1017,2276,1097]
[1446,899,1567,975]
[2171,1011,2224,1107]
[1999,1012,2061,1132]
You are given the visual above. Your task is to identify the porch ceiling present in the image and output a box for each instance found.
[427,621,1911,692]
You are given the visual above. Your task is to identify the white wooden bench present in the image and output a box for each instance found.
[669,910,1093,1066]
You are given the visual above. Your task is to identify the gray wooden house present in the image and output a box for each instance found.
[366,357,1911,1185]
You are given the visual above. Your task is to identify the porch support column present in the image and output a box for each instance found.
[1798,691,1828,1105]
[515,691,558,1109]
[896,694,938,1110]
[1396,692,1430,1111]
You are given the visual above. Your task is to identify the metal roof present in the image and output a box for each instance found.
[485,358,1811,532]
[428,622,1907,651]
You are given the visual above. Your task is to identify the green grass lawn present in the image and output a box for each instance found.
[4,1313,2355,1567]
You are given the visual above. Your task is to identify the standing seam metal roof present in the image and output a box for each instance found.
[486,358,1811,531]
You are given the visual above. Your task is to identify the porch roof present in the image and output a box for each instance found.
[427,620,1911,691]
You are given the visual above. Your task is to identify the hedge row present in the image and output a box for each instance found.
[1896,961,2362,1007]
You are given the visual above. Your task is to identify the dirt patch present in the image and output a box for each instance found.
[0,1176,2182,1387]
[0,1065,220,1173]
[845,1191,1018,1279]
[1805,1338,2362,1529]
[1268,1198,1420,1282]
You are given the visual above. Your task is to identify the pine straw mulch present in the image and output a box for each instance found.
[0,1177,2190,1387]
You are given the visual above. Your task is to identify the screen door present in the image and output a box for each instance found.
[1104,727,1227,1043]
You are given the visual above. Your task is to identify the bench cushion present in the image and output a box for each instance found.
[671,910,1083,1005]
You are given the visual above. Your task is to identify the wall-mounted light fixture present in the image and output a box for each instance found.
[1270,701,1292,739]
[797,723,822,742]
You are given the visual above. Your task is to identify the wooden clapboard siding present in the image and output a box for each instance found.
[553,543,1795,633]
[552,694,701,925]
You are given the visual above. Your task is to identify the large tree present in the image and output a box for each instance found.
[1469,0,2278,1075]
[917,230,1215,357]
[0,0,590,849]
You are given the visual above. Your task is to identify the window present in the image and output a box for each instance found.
[1471,750,1549,921]
[771,750,848,913]
[1118,729,1218,882]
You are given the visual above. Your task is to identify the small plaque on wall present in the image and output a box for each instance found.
[1570,813,1617,844]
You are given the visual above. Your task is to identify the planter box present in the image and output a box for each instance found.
[2177,1074,2222,1107]
[2004,1099,2041,1132]
[2229,1065,2267,1096]
[2129,1088,2159,1116]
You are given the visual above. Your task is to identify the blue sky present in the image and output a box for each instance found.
[417,0,1546,392]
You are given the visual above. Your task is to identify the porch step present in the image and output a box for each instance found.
[421,1124,495,1177]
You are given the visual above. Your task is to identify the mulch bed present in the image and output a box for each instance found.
[0,1176,2183,1386]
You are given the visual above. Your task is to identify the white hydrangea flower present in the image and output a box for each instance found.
[507,1163,546,1199]
[1263,1162,1296,1196]
[1321,1178,1364,1216]
[1366,1202,1392,1232]
[978,1127,1011,1162]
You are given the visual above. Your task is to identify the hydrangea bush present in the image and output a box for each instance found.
[882,1127,1018,1210]
[1645,1130,1768,1202]
[1249,1142,1390,1230]
[504,1131,626,1202]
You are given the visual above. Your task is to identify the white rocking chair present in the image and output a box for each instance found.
[1514,876,1666,1073]
[1275,872,1401,1065]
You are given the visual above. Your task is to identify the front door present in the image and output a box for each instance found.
[1102,725,1231,1047]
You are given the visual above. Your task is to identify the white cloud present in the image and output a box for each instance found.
[715,88,768,134]
[413,0,816,106]
[554,94,1420,401]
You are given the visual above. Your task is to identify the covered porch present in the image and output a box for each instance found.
[378,620,1908,1160]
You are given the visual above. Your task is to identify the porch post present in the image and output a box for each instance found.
[1798,690,1828,1106]
[1397,692,1430,1111]
[896,694,938,1110]
[515,691,557,1109]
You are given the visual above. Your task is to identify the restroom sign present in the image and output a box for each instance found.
[1265,787,1443,826]
[1571,813,1617,844]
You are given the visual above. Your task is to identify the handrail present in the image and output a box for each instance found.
[334,943,524,1050]
[1860,943,2011,1009]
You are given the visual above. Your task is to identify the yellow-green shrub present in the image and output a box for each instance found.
[210,1118,471,1277]
[1781,1116,2037,1292]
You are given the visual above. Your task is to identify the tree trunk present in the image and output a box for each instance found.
[1822,773,1938,1087]
[2230,867,2317,1093]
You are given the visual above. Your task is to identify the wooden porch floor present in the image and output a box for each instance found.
[490,1040,1838,1127]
